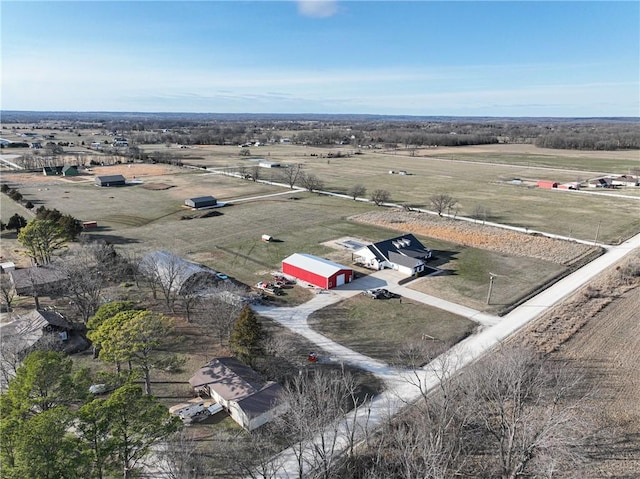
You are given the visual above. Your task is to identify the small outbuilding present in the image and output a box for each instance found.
[95,175,126,187]
[43,166,63,176]
[282,253,353,289]
[185,196,217,209]
[0,261,16,273]
[62,165,79,177]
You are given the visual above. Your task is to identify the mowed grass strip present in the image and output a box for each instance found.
[308,295,476,365]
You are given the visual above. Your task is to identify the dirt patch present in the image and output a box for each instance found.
[90,163,176,178]
[518,252,640,354]
[142,182,175,190]
[350,210,596,265]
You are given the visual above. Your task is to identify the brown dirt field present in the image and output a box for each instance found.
[2,164,177,185]
[90,163,176,178]
[351,210,596,265]
[515,251,640,477]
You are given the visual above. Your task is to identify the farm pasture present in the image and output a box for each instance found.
[137,143,640,244]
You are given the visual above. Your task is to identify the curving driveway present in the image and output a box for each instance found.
[252,232,640,478]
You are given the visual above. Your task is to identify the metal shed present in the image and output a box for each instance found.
[95,175,126,187]
[282,253,353,289]
[185,196,217,209]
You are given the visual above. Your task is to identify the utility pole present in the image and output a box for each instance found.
[486,272,496,305]
[594,220,602,246]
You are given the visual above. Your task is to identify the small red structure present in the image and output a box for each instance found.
[82,221,98,229]
[537,180,558,189]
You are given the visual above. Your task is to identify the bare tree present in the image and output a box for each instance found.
[279,163,303,189]
[347,183,367,201]
[472,204,491,224]
[463,346,589,479]
[0,275,16,312]
[370,189,391,206]
[227,427,285,479]
[250,164,261,182]
[139,251,187,312]
[156,429,208,479]
[429,193,458,217]
[274,368,361,479]
[193,282,246,345]
[299,172,324,193]
[60,246,107,323]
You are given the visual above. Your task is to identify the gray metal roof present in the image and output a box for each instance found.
[140,251,218,295]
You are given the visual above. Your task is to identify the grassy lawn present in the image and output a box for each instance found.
[308,295,476,366]
[413,247,568,313]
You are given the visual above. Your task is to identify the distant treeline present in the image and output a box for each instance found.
[3,112,639,150]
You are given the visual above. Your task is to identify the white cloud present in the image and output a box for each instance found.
[296,0,338,18]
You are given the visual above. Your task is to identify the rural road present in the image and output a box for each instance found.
[253,231,640,478]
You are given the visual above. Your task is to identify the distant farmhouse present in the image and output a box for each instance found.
[185,196,217,209]
[353,234,433,276]
[95,175,126,187]
[189,357,286,431]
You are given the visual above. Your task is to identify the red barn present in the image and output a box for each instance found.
[282,253,353,289]
[537,180,558,189]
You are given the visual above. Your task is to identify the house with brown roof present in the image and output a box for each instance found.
[9,265,67,296]
[189,357,287,430]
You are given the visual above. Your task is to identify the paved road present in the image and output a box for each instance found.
[254,231,640,478]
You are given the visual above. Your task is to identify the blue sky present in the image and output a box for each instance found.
[1,1,638,116]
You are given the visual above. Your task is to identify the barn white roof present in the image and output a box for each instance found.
[282,253,351,278]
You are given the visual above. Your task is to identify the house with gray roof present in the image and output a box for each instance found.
[189,357,286,430]
[353,234,432,276]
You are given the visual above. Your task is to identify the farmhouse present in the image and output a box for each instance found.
[140,251,219,295]
[185,196,217,209]
[353,234,433,276]
[189,357,286,431]
[282,253,353,289]
[95,175,126,187]
[588,177,613,188]
[10,265,68,296]
[537,180,558,189]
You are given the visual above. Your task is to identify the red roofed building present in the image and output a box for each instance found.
[282,253,353,289]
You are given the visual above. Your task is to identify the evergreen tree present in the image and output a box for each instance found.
[229,305,264,366]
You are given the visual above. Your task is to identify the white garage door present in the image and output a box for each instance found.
[336,274,345,286]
